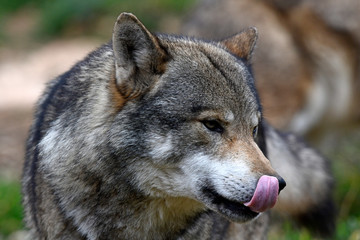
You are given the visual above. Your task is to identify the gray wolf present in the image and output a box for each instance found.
[22,12,332,239]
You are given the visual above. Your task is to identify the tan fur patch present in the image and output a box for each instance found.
[222,137,277,176]
[248,140,276,175]
[109,71,126,110]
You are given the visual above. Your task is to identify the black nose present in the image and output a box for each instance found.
[278,177,286,193]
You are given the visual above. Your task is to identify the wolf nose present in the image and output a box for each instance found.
[278,177,286,193]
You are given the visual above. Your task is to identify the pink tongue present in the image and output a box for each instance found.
[244,175,279,213]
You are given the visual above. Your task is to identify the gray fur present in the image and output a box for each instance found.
[22,13,334,239]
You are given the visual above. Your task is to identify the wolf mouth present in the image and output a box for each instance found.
[201,186,259,221]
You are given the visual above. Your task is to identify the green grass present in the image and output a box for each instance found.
[269,222,314,240]
[0,179,23,237]
[330,130,360,240]
[336,217,360,240]
[269,217,360,240]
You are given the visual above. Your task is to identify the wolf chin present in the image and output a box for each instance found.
[22,13,334,239]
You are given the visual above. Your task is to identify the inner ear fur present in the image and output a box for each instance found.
[112,12,168,99]
[221,27,258,63]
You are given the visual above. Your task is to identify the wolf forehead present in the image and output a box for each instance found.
[144,36,261,116]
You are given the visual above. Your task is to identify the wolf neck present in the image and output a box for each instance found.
[121,196,207,239]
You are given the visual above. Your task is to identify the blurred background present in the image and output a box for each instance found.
[0,0,359,239]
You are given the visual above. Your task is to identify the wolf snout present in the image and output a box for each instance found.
[278,176,286,193]
[244,175,286,213]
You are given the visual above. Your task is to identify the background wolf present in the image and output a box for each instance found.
[22,13,333,239]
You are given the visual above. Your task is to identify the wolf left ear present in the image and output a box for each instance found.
[112,13,168,99]
[221,27,258,63]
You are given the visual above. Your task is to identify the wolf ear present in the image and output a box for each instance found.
[112,13,168,99]
[221,27,258,62]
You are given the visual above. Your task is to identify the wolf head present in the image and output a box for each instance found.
[109,13,285,223]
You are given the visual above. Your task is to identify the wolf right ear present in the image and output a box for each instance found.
[221,27,258,63]
[112,13,168,99]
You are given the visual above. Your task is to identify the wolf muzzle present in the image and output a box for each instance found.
[244,175,286,213]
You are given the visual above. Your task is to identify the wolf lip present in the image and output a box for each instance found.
[244,175,279,213]
[201,185,259,221]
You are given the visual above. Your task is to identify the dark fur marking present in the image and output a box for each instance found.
[176,210,211,238]
[210,213,231,238]
[201,183,258,219]
[191,105,212,114]
[26,54,88,233]
[199,48,234,89]
[200,47,262,111]
[27,44,108,223]
[255,120,267,157]
[27,71,71,233]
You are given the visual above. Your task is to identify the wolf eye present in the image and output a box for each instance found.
[202,120,224,134]
[252,125,258,138]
